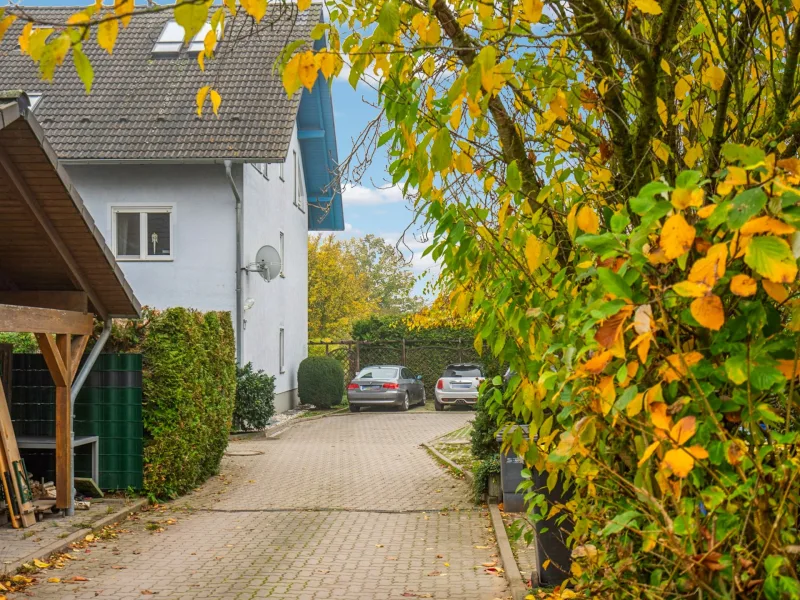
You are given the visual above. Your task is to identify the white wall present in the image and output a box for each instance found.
[241,125,309,410]
[68,164,237,315]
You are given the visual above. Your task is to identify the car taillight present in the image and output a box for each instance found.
[383,382,399,389]
[347,383,359,390]
[437,379,444,389]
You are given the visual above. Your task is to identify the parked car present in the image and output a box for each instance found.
[346,365,425,412]
[434,364,485,411]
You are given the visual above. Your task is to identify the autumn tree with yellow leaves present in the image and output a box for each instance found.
[5,0,800,595]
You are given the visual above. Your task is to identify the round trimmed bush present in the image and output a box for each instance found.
[298,356,344,408]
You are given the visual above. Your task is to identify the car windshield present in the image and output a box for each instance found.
[356,367,399,379]
[443,365,483,377]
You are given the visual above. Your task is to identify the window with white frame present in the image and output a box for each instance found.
[112,207,173,260]
[279,328,285,373]
[279,231,285,277]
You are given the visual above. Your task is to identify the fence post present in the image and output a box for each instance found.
[401,338,406,365]
[325,342,329,356]
[458,338,463,363]
[355,341,360,373]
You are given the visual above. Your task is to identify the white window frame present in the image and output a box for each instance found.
[111,205,175,261]
[279,328,285,374]
[279,231,285,277]
[279,160,285,182]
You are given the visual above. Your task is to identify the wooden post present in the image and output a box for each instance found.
[0,378,36,527]
[401,338,406,366]
[36,333,78,510]
[355,341,360,373]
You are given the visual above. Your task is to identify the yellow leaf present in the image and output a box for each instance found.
[744,235,798,283]
[662,448,695,477]
[669,416,696,445]
[627,391,644,417]
[691,294,725,330]
[521,0,543,22]
[576,206,599,234]
[97,16,118,54]
[688,243,727,287]
[210,89,221,116]
[657,97,667,125]
[298,50,318,91]
[673,281,709,298]
[458,8,474,27]
[114,0,134,27]
[660,214,695,259]
[631,332,652,364]
[0,14,17,43]
[581,350,613,375]
[525,236,543,271]
[240,0,266,22]
[652,139,670,163]
[449,105,463,130]
[762,280,789,303]
[697,204,717,219]
[197,50,205,71]
[454,152,473,174]
[725,439,747,465]
[597,376,615,416]
[740,216,796,236]
[675,75,692,98]
[298,0,311,10]
[704,65,725,91]
[550,90,568,120]
[196,85,210,116]
[730,274,757,297]
[683,144,703,167]
[650,402,672,431]
[660,59,671,75]
[18,21,33,55]
[33,559,50,569]
[638,441,660,467]
[282,53,302,96]
[661,352,703,383]
[567,203,579,238]
[633,0,662,14]
[47,577,61,583]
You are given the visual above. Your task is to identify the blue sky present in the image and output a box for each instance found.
[20,0,436,298]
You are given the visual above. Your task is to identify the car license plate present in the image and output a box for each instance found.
[453,383,472,389]
[361,385,382,391]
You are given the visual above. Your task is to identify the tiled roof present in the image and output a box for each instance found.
[0,5,321,161]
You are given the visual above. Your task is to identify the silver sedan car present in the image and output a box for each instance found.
[347,365,425,412]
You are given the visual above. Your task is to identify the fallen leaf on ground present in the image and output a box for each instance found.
[427,571,441,576]
[444,562,450,567]
[47,578,60,583]
[111,566,126,570]
[436,554,443,559]
[475,545,490,549]
[387,556,398,561]
[375,544,384,548]
[482,561,497,567]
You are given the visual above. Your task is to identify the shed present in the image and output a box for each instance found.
[0,91,140,522]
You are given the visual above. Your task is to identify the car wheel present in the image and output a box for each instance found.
[434,400,444,411]
[400,393,410,411]
[349,405,360,413]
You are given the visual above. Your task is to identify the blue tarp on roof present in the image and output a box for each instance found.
[298,41,343,231]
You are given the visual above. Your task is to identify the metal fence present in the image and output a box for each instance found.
[308,339,481,397]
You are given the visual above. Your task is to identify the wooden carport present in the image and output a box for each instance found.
[0,92,140,524]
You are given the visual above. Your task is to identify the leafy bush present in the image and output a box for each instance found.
[298,356,344,408]
[472,454,500,503]
[141,308,235,499]
[232,363,275,432]
[0,332,38,353]
[471,391,500,460]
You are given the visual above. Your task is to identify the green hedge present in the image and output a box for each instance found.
[141,308,236,499]
[298,356,344,408]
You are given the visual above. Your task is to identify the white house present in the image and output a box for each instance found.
[0,5,344,413]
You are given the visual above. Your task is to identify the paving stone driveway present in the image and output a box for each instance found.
[16,412,509,600]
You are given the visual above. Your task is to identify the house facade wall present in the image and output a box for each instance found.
[66,126,309,413]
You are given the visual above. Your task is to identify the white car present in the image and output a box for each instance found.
[434,364,484,411]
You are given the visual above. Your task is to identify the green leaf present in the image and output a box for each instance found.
[72,45,93,93]
[728,186,767,230]
[630,181,670,215]
[724,354,748,385]
[750,364,784,391]
[744,235,797,282]
[600,510,640,536]
[721,144,765,168]
[174,0,210,41]
[377,0,400,34]
[576,233,622,254]
[675,170,703,189]
[507,161,521,192]
[597,267,634,301]
[431,129,452,172]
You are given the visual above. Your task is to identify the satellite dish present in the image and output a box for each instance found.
[249,245,282,282]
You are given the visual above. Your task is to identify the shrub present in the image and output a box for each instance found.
[141,308,235,499]
[232,363,275,432]
[472,454,500,503]
[471,391,500,460]
[0,332,38,353]
[298,356,344,408]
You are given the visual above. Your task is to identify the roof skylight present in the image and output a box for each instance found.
[152,21,220,56]
[152,21,184,54]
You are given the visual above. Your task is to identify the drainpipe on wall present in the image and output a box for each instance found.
[67,318,112,517]
[224,160,244,366]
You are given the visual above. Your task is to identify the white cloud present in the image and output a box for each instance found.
[342,184,408,206]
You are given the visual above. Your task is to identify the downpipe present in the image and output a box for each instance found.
[67,318,112,516]
[224,160,244,366]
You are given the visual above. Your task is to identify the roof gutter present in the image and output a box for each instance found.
[60,157,287,166]
[224,160,244,367]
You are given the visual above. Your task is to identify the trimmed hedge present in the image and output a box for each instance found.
[298,356,344,408]
[232,363,275,432]
[141,308,236,499]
